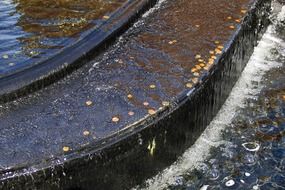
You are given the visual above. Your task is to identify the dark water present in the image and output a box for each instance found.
[0,0,126,75]
[139,4,285,190]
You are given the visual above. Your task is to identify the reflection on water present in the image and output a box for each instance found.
[140,4,285,190]
[0,0,126,73]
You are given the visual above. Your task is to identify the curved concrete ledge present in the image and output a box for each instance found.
[0,0,158,103]
[0,0,271,189]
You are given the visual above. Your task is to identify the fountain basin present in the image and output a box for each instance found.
[0,0,271,189]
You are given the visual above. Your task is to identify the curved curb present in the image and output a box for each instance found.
[0,0,158,103]
[0,0,271,189]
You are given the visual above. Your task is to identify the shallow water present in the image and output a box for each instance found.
[0,0,254,170]
[0,0,277,189]
[139,4,285,190]
[0,0,126,75]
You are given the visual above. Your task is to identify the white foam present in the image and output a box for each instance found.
[142,0,168,18]
[277,6,285,22]
[136,13,284,190]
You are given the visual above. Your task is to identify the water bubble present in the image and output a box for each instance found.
[242,142,260,152]
[225,179,235,187]
[245,172,251,177]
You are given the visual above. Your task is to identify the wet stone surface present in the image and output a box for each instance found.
[0,0,127,76]
[0,0,253,173]
[165,15,285,190]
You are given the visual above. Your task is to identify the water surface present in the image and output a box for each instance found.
[0,0,127,76]
[140,5,285,190]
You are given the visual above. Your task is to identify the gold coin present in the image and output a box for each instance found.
[195,54,201,59]
[192,78,198,83]
[143,102,149,106]
[128,111,135,116]
[63,146,70,152]
[83,131,90,136]
[217,45,224,49]
[85,100,93,106]
[103,15,110,19]
[186,83,193,88]
[148,109,156,115]
[168,40,177,45]
[196,65,201,70]
[193,72,199,77]
[112,116,120,123]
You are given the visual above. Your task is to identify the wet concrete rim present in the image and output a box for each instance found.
[0,0,271,186]
[0,0,158,103]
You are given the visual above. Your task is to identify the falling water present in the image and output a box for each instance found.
[137,3,285,190]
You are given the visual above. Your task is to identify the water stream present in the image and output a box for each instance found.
[138,3,285,190]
